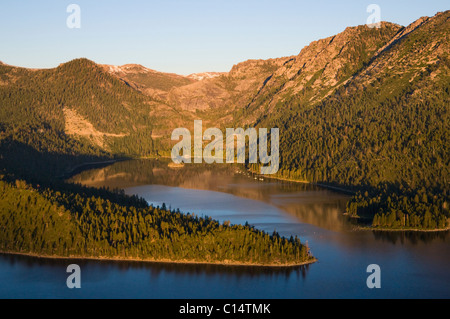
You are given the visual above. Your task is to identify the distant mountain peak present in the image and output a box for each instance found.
[187,72,226,81]
[105,64,156,75]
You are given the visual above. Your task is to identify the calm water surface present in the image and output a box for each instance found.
[1,159,449,298]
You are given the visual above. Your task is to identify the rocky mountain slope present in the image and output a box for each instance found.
[102,63,195,98]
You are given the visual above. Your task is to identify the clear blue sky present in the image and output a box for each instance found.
[0,0,448,75]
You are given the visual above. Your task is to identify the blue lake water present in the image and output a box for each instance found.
[1,160,449,298]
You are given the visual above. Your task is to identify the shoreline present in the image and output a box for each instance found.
[60,159,125,179]
[246,167,355,195]
[0,251,317,268]
[354,226,450,233]
[247,167,449,234]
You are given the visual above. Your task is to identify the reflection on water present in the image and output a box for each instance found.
[0,253,310,280]
[372,230,450,245]
[70,159,353,232]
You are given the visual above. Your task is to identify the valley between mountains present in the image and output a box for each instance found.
[0,11,448,265]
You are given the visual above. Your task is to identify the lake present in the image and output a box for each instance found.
[1,159,449,298]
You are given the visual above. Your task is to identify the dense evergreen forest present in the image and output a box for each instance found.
[0,178,311,265]
[255,75,449,230]
[0,59,159,157]
[253,15,450,230]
